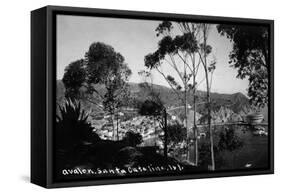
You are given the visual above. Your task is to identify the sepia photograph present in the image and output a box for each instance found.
[54,14,271,182]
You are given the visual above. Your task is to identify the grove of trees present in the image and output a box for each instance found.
[144,21,216,169]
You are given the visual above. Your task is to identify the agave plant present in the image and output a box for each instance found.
[56,99,100,151]
[57,99,88,125]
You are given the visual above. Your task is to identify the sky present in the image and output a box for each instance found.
[57,15,249,95]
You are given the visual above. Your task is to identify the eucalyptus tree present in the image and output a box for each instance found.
[85,42,132,140]
[63,42,132,140]
[198,24,216,170]
[138,70,168,158]
[217,24,269,108]
[102,74,131,140]
[144,21,208,166]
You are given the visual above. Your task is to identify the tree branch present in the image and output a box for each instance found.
[155,67,185,103]
[176,52,193,74]
[167,55,185,84]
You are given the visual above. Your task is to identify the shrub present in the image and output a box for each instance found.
[218,127,243,152]
[123,131,143,147]
[164,123,186,145]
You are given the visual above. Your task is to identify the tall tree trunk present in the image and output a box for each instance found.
[154,118,157,147]
[116,113,119,141]
[163,110,168,160]
[205,71,215,170]
[184,86,190,163]
[203,25,215,170]
[111,114,115,140]
[193,67,198,166]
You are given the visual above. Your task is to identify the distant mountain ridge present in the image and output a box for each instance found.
[56,80,251,114]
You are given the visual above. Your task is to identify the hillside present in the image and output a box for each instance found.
[56,80,251,115]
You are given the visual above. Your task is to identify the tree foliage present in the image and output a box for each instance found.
[62,42,132,110]
[85,42,132,86]
[217,25,269,108]
[144,33,199,69]
[85,42,132,112]
[138,99,163,116]
[62,59,86,99]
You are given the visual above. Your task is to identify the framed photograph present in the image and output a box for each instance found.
[31,5,274,188]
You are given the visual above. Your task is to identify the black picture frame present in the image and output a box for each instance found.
[31,5,274,188]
